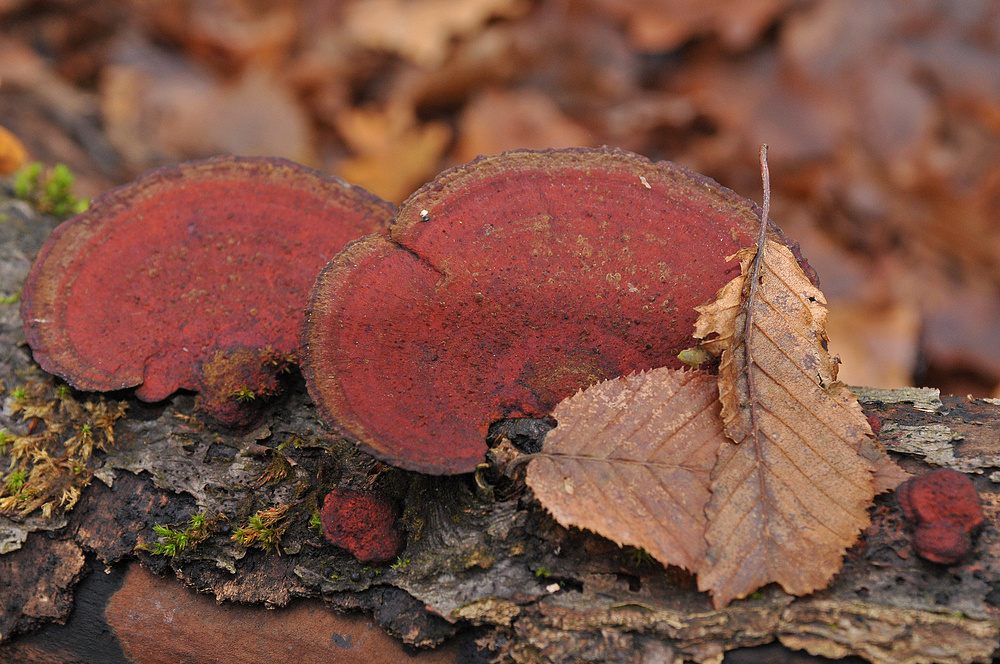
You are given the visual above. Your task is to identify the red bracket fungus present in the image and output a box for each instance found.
[21,155,393,428]
[320,487,405,565]
[897,468,984,565]
[302,147,812,474]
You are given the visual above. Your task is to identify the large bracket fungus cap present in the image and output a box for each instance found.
[21,155,394,426]
[302,147,810,474]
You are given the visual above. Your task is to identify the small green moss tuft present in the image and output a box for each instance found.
[13,162,89,217]
[13,162,42,199]
[233,386,256,402]
[232,505,289,553]
[144,512,211,557]
[150,524,190,557]
[4,468,28,493]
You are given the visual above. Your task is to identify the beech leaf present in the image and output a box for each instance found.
[526,369,724,572]
[872,451,911,495]
[693,150,879,608]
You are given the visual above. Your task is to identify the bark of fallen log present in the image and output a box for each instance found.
[1,184,999,664]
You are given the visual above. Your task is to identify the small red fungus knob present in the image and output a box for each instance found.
[196,347,292,429]
[896,468,984,565]
[20,155,393,428]
[302,147,813,474]
[320,488,404,565]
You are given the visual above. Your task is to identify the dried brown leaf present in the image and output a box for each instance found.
[526,368,724,572]
[589,0,792,52]
[872,452,910,495]
[694,233,877,608]
[334,107,452,204]
[344,0,530,68]
[453,89,595,164]
[692,272,742,359]
[693,245,908,495]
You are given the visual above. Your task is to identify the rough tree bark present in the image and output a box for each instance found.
[1,183,999,664]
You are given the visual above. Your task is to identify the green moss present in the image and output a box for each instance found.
[308,510,322,532]
[232,505,289,553]
[150,524,190,557]
[277,434,304,451]
[144,512,211,557]
[233,386,256,402]
[13,162,42,199]
[188,512,207,534]
[4,468,27,493]
[0,384,127,518]
[13,162,89,217]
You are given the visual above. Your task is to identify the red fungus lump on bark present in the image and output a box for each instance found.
[897,468,984,564]
[21,155,393,428]
[320,488,404,564]
[302,147,813,474]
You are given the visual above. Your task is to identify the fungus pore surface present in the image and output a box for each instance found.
[21,155,393,424]
[303,147,811,474]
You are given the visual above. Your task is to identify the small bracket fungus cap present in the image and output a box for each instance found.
[302,147,812,474]
[21,155,393,421]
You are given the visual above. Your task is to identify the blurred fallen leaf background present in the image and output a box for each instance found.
[1,0,999,396]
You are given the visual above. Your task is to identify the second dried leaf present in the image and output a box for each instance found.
[526,368,724,572]
[695,238,877,608]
